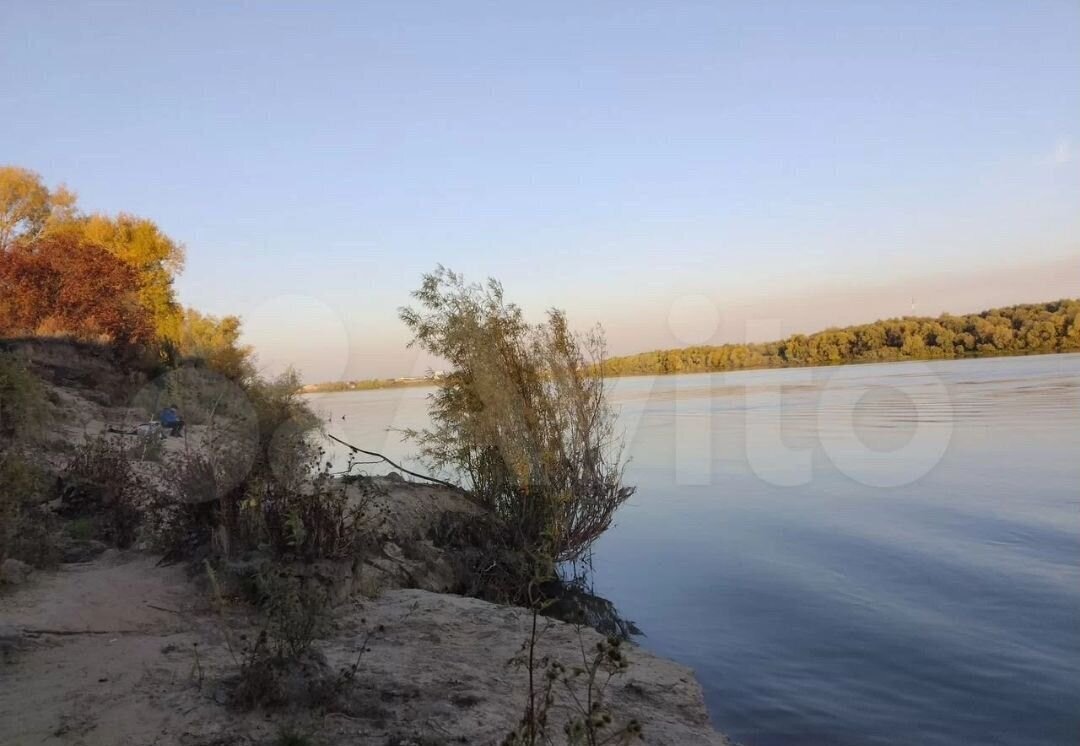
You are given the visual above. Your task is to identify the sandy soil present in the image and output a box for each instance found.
[0,553,217,745]
[1,548,728,745]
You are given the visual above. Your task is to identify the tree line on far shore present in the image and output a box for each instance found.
[599,299,1080,377]
[309,300,1080,392]
[302,377,437,394]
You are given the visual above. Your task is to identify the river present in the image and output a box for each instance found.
[308,353,1080,746]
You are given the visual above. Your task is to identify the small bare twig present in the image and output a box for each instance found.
[146,603,180,615]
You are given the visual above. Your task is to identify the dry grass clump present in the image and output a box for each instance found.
[506,582,643,746]
[58,434,151,548]
[205,563,383,714]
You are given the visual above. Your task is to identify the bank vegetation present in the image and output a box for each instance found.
[600,299,1080,377]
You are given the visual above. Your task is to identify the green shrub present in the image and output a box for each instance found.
[400,267,635,567]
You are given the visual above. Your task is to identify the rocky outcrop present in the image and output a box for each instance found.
[335,588,730,745]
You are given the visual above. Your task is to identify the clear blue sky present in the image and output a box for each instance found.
[3,1,1078,381]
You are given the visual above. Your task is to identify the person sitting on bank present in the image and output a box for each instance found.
[160,405,184,437]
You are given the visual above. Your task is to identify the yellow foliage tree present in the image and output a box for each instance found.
[74,213,186,341]
[175,308,255,382]
[3,165,186,343]
[0,166,77,251]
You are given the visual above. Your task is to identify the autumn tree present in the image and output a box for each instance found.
[174,307,255,382]
[0,234,153,345]
[74,213,186,340]
[2,165,187,344]
[0,166,77,251]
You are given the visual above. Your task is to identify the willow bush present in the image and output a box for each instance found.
[400,267,634,566]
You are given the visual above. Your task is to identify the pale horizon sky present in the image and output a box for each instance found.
[3,1,1078,382]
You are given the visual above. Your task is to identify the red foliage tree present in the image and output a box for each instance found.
[0,234,153,346]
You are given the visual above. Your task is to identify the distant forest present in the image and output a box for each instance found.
[599,299,1080,377]
[305,300,1080,392]
[302,377,436,394]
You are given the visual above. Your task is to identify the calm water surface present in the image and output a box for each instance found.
[309,354,1080,746]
